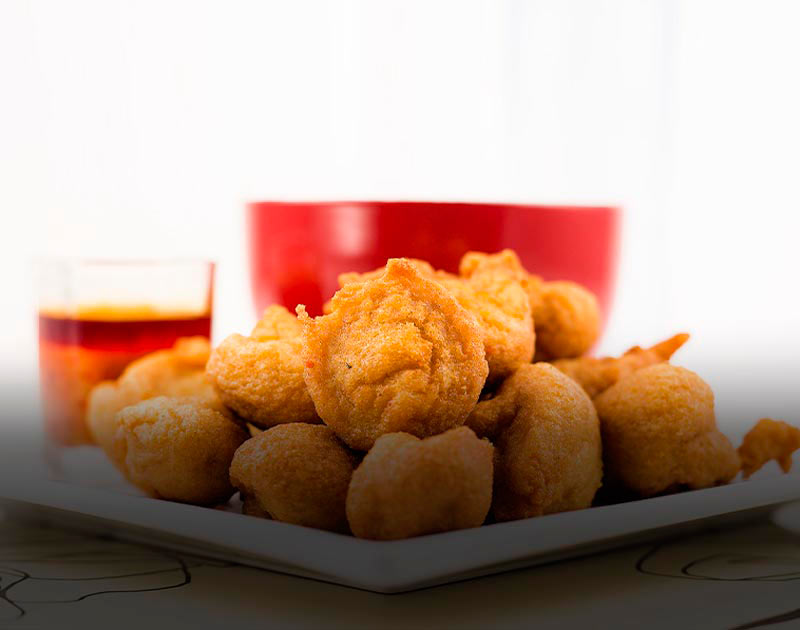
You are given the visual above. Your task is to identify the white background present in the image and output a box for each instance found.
[1,0,799,428]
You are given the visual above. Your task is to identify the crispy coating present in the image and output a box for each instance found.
[87,381,137,458]
[229,424,358,532]
[299,258,488,451]
[345,427,493,540]
[459,249,532,295]
[111,396,247,505]
[340,254,533,383]
[552,333,690,399]
[251,304,304,341]
[533,281,600,361]
[460,249,600,361]
[467,363,602,520]
[460,249,546,316]
[87,336,221,459]
[337,258,436,288]
[594,364,740,497]
[438,270,533,383]
[738,418,800,479]
[206,306,320,429]
[114,336,212,397]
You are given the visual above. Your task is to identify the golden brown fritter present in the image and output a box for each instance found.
[467,363,602,520]
[461,248,545,316]
[112,396,247,505]
[87,381,137,459]
[339,254,533,383]
[552,333,690,399]
[87,336,222,458]
[459,249,529,286]
[229,423,358,533]
[439,270,533,383]
[345,427,493,540]
[594,364,740,497]
[251,304,304,341]
[299,258,488,451]
[112,336,213,399]
[533,281,600,361]
[206,306,320,429]
[459,249,600,361]
[738,418,800,479]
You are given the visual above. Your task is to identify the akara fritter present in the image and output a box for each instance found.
[251,304,304,341]
[206,305,320,428]
[532,281,600,361]
[552,333,690,399]
[337,258,533,383]
[437,269,533,383]
[467,363,602,520]
[299,258,488,451]
[87,336,221,460]
[459,249,530,284]
[229,423,358,533]
[594,364,740,497]
[738,418,800,479]
[459,249,600,360]
[345,427,493,540]
[111,396,247,505]
[87,381,138,463]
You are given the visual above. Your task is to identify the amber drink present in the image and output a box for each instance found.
[37,260,214,446]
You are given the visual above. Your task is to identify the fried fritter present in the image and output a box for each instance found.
[439,270,533,383]
[533,281,600,361]
[229,423,358,533]
[206,306,320,429]
[467,363,602,520]
[111,396,247,505]
[251,304,304,341]
[459,249,530,288]
[87,381,137,457]
[300,258,488,451]
[339,255,533,383]
[459,249,600,360]
[552,333,690,399]
[594,364,740,497]
[345,427,493,540]
[87,336,221,458]
[113,336,213,398]
[738,418,800,479]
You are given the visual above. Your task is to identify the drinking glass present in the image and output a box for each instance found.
[37,260,214,459]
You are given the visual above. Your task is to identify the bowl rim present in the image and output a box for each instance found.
[246,200,621,215]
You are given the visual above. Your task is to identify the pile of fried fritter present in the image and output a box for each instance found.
[86,250,800,539]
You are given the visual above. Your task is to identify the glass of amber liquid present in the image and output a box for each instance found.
[37,260,215,448]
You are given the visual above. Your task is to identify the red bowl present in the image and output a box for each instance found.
[247,201,621,324]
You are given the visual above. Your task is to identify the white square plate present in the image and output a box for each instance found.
[2,471,798,593]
